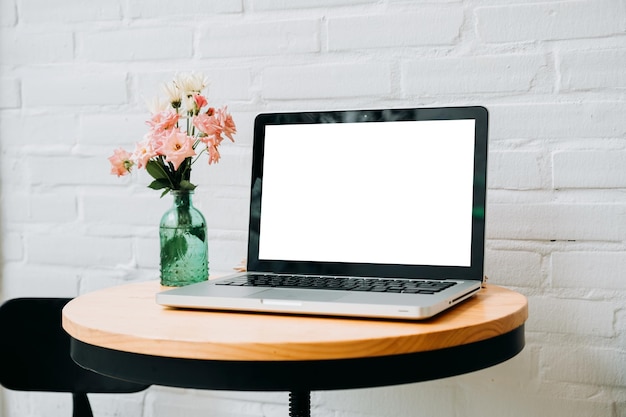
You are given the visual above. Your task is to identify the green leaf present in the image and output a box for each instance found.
[160,234,188,264]
[179,180,197,191]
[190,227,205,242]
[146,160,168,180]
[148,178,170,190]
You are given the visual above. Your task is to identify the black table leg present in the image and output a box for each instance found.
[289,391,311,417]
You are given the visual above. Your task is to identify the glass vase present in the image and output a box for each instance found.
[159,190,208,287]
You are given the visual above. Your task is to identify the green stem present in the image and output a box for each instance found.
[178,158,192,183]
[191,146,207,166]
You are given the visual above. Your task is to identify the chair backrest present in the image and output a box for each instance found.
[0,298,150,416]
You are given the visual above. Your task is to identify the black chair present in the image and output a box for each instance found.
[0,298,150,417]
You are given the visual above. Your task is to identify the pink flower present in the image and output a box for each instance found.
[217,106,236,142]
[206,140,221,165]
[160,129,196,170]
[194,94,208,110]
[193,112,222,139]
[146,111,179,134]
[132,136,156,169]
[145,130,168,156]
[108,148,134,177]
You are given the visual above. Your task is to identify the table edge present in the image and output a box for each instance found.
[62,281,528,361]
[70,324,526,391]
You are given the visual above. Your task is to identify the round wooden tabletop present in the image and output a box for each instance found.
[62,280,527,362]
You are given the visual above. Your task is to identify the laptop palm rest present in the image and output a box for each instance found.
[251,288,346,303]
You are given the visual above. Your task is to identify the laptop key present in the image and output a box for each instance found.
[216,275,457,295]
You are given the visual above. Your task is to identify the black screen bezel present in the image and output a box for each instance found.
[247,106,488,281]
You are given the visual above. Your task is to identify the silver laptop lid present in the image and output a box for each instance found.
[247,106,488,281]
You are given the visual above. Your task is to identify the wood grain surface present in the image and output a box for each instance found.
[62,281,527,361]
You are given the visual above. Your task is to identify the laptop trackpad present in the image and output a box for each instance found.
[252,288,345,303]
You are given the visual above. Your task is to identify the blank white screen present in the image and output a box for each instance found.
[258,119,476,267]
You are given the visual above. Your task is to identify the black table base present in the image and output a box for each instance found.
[70,325,524,416]
[289,391,310,417]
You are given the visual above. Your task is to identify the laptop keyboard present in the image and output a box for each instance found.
[216,274,457,295]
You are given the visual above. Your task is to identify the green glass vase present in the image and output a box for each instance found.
[159,190,208,287]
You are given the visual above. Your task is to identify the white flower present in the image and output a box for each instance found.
[161,81,182,108]
[146,96,170,114]
[174,72,208,94]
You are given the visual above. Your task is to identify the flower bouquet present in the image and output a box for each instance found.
[108,72,236,195]
[108,72,236,286]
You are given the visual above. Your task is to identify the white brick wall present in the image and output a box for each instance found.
[327,7,464,49]
[476,0,626,42]
[263,63,392,99]
[198,19,320,57]
[1,0,625,416]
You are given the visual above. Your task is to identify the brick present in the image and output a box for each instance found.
[0,31,73,65]
[78,270,152,294]
[552,251,626,290]
[2,232,24,262]
[254,0,375,10]
[541,345,626,386]
[488,151,544,190]
[27,155,124,186]
[20,0,121,23]
[560,48,626,91]
[198,19,320,58]
[2,158,32,187]
[203,68,253,101]
[4,392,72,417]
[85,222,145,240]
[402,54,548,95]
[0,191,30,223]
[488,102,626,140]
[88,393,148,417]
[206,234,248,273]
[83,194,169,226]
[476,1,626,43]
[30,192,78,223]
[0,0,17,26]
[0,77,20,109]
[146,389,269,417]
[459,387,614,417]
[262,63,391,99]
[135,237,159,269]
[128,0,241,17]
[322,383,456,416]
[78,28,193,62]
[22,72,128,107]
[328,7,463,50]
[1,264,81,299]
[80,112,146,147]
[553,151,626,188]
[202,197,249,231]
[0,113,78,146]
[528,296,615,337]
[27,234,133,267]
[484,250,542,287]
[487,203,626,241]
[191,145,252,189]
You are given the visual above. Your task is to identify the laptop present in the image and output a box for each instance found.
[157,106,489,320]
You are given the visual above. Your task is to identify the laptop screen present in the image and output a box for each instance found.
[248,107,488,280]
